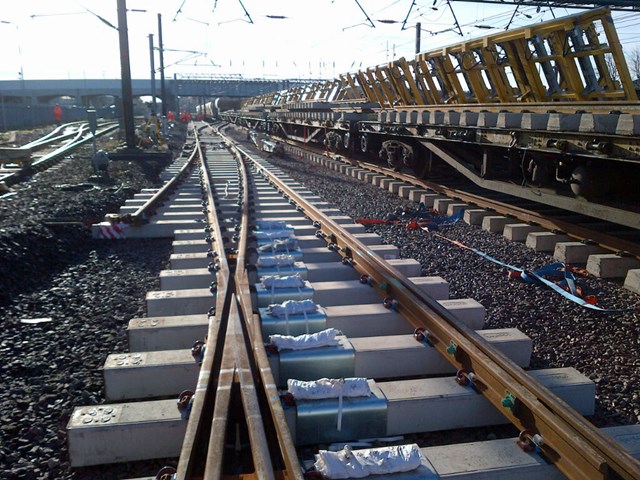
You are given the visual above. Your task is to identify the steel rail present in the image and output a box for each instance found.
[354,160,640,258]
[199,133,274,479]
[1,123,119,187]
[175,129,231,479]
[225,131,304,480]
[128,143,197,226]
[22,122,91,150]
[247,148,640,479]
[203,292,277,480]
[30,123,119,168]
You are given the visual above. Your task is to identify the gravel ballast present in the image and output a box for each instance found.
[0,126,181,479]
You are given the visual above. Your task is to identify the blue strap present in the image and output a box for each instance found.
[428,232,639,314]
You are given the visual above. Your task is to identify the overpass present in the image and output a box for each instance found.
[0,75,318,130]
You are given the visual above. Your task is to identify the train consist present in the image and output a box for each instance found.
[212,8,640,225]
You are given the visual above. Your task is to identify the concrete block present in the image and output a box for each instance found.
[548,113,582,132]
[357,171,376,182]
[353,233,382,245]
[371,175,386,186]
[379,178,394,190]
[388,258,422,277]
[554,242,606,264]
[503,224,545,242]
[313,280,383,306]
[125,220,206,239]
[463,209,490,225]
[325,303,412,337]
[434,198,455,214]
[351,328,531,379]
[172,240,209,254]
[160,268,215,290]
[170,252,212,270]
[67,399,186,466]
[278,235,324,249]
[408,189,429,202]
[104,350,198,400]
[497,112,523,129]
[255,282,314,308]
[304,262,362,282]
[154,211,204,222]
[127,314,209,352]
[481,216,519,233]
[383,367,594,436]
[146,288,215,317]
[446,203,468,216]
[420,425,640,479]
[388,181,406,194]
[328,216,359,226]
[253,201,296,211]
[438,298,485,330]
[460,111,479,126]
[370,244,399,260]
[586,254,640,279]
[398,185,415,199]
[254,209,305,219]
[253,215,312,226]
[478,112,498,128]
[409,276,449,300]
[420,193,447,208]
[624,269,640,294]
[525,232,571,252]
[616,114,640,136]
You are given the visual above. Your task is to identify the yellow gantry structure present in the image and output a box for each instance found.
[243,8,637,109]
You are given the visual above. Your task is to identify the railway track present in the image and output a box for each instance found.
[0,121,119,189]
[66,122,640,479]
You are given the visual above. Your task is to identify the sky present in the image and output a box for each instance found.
[0,0,638,81]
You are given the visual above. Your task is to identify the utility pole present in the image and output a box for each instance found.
[116,0,136,150]
[149,33,157,115]
[416,22,421,54]
[158,13,167,116]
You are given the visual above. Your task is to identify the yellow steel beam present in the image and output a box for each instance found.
[415,58,442,104]
[363,69,389,107]
[238,7,637,110]
[385,62,413,106]
[480,46,516,102]
[338,74,359,100]
[373,66,399,107]
[457,51,490,103]
[600,11,639,101]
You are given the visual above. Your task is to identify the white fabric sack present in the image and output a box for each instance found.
[287,378,371,400]
[256,220,288,230]
[269,328,340,351]
[258,237,298,253]
[255,229,293,240]
[261,274,306,289]
[314,444,423,479]
[267,299,318,318]
[257,254,295,268]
